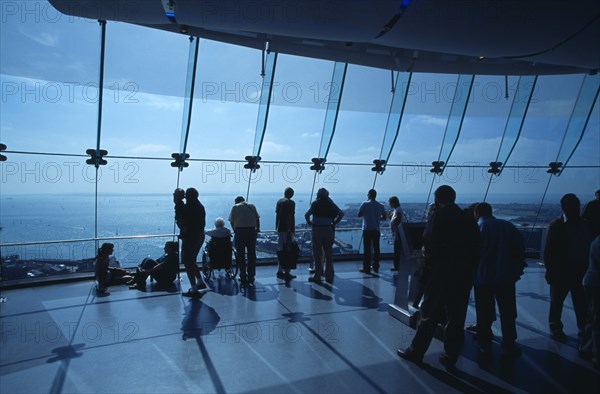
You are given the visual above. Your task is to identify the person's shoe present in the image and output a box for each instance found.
[373,265,379,274]
[276,271,285,279]
[182,289,203,298]
[551,329,567,343]
[308,276,322,283]
[439,353,457,373]
[466,324,478,334]
[284,273,296,281]
[325,276,334,284]
[359,268,371,274]
[390,267,398,272]
[129,281,146,290]
[95,286,107,294]
[308,267,315,274]
[397,348,423,366]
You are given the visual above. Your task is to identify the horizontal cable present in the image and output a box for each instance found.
[4,150,598,169]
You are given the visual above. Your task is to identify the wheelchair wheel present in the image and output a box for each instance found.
[201,251,213,281]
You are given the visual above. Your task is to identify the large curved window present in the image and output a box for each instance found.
[1,2,599,282]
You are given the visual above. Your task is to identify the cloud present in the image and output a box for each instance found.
[137,93,182,111]
[261,140,291,155]
[18,27,59,47]
[410,115,447,127]
[359,146,380,154]
[301,132,320,138]
[128,144,171,155]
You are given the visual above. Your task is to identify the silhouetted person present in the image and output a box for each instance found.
[583,235,600,370]
[276,187,297,281]
[388,196,403,272]
[397,185,480,372]
[473,202,525,355]
[180,187,207,297]
[544,193,591,342]
[305,188,344,283]
[129,241,180,290]
[95,242,133,294]
[582,189,600,239]
[229,196,260,286]
[358,189,387,274]
[173,188,186,233]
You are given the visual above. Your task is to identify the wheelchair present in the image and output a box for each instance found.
[201,236,237,280]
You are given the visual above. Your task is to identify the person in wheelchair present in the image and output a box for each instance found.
[206,217,232,239]
[129,241,179,290]
[204,218,235,278]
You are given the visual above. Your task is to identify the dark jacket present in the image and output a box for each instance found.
[544,215,592,284]
[183,199,206,235]
[423,203,480,281]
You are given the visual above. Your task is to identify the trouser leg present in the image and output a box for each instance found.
[474,285,495,345]
[549,282,569,332]
[410,284,443,357]
[363,231,372,270]
[393,239,401,269]
[496,283,518,346]
[372,231,381,270]
[443,281,471,361]
[571,282,589,334]
[247,230,257,281]
[235,232,247,280]
[311,229,324,279]
[323,228,335,279]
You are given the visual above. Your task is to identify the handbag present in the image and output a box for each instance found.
[277,233,299,269]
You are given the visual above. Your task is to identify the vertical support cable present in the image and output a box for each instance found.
[94,20,107,252]
[483,75,537,201]
[245,50,278,200]
[424,74,474,216]
[553,74,600,175]
[179,36,200,162]
[318,62,348,160]
[372,72,412,189]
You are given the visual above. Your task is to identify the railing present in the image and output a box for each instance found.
[0,227,376,284]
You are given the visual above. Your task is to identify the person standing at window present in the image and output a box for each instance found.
[305,188,344,283]
[229,196,260,287]
[388,196,403,272]
[276,187,297,281]
[358,189,387,274]
[544,193,592,342]
[397,185,480,372]
[180,187,207,297]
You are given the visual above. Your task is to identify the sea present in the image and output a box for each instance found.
[1,193,369,266]
[0,192,559,267]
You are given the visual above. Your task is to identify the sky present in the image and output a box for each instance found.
[0,0,599,204]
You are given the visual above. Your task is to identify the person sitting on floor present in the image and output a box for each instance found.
[129,241,180,290]
[95,243,134,293]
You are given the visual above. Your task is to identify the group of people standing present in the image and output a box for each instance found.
[397,186,600,372]
[93,184,600,371]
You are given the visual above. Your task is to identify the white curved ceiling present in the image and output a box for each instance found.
[48,0,600,75]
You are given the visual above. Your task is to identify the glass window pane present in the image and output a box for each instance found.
[186,40,261,161]
[259,54,332,162]
[102,23,187,157]
[328,65,392,164]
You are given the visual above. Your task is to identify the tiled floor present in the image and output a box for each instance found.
[1,260,598,393]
